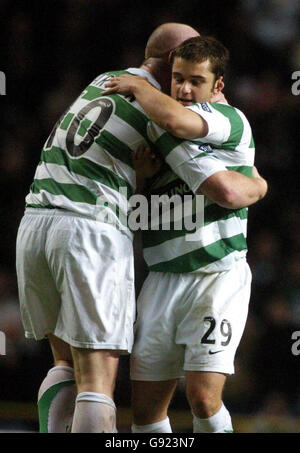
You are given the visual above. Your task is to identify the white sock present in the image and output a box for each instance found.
[71,392,117,433]
[132,417,172,433]
[193,403,233,433]
[37,365,76,433]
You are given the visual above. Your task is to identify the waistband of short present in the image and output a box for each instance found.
[25,207,92,219]
[24,207,134,240]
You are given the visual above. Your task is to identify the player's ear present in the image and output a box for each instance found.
[168,50,174,65]
[214,76,224,94]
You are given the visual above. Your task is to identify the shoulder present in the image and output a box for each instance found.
[208,103,252,135]
[210,103,250,123]
[187,102,250,123]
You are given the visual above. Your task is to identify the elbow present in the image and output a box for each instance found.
[217,187,242,209]
[258,178,268,201]
[200,174,244,209]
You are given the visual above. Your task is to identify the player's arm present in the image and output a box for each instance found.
[145,121,267,209]
[103,75,206,139]
[199,167,268,209]
[169,152,268,209]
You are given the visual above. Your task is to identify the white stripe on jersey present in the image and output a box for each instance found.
[143,216,248,266]
[33,161,130,209]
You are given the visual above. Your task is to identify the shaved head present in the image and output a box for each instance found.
[145,23,200,59]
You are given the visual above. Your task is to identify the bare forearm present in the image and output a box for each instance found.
[132,80,182,131]
[104,74,206,138]
[130,80,206,139]
[199,171,268,209]
[225,172,268,208]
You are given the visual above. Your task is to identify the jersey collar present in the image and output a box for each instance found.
[126,68,161,91]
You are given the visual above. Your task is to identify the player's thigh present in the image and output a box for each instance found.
[131,272,185,381]
[46,216,135,352]
[181,261,252,375]
[71,347,120,397]
[131,379,178,425]
[16,212,61,339]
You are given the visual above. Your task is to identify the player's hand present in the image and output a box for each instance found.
[103,74,148,96]
[133,144,162,180]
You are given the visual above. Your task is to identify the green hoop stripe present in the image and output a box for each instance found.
[95,130,134,169]
[226,165,253,176]
[154,132,185,159]
[31,178,97,205]
[40,147,133,198]
[147,233,247,273]
[142,206,247,248]
[210,103,244,149]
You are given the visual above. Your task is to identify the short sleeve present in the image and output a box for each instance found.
[147,121,227,193]
[186,103,231,145]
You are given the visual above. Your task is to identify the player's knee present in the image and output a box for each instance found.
[187,388,221,418]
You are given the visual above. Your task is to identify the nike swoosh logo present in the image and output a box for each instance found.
[208,350,224,355]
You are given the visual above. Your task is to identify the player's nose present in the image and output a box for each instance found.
[180,81,192,94]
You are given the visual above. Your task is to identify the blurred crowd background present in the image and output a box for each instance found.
[0,0,299,432]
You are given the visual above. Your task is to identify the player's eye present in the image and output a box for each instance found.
[173,76,183,84]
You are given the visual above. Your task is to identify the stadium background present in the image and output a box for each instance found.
[0,0,299,433]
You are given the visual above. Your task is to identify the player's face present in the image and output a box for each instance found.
[171,57,220,105]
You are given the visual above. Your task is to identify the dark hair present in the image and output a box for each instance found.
[170,36,230,80]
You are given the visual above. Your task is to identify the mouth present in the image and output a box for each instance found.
[177,98,194,106]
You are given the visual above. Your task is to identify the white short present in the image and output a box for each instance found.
[16,208,135,352]
[131,260,251,379]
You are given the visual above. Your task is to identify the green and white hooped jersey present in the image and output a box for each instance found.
[25,68,160,239]
[143,102,255,274]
